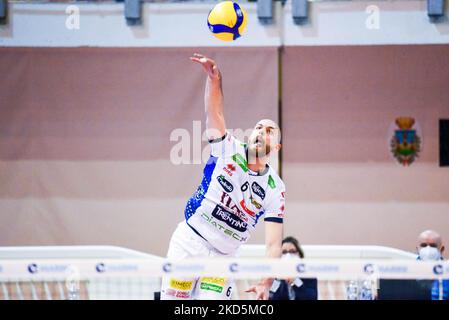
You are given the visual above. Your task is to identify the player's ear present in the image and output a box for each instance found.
[275,143,282,152]
[441,245,445,254]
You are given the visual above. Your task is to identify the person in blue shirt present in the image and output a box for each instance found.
[269,236,318,300]
[416,230,448,300]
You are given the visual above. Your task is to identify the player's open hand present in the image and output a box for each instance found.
[245,283,270,300]
[190,53,220,80]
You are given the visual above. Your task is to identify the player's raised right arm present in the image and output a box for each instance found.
[190,53,226,140]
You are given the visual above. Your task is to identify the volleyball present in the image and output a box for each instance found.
[207,1,247,41]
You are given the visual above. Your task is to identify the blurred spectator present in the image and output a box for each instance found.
[416,230,448,300]
[269,236,318,300]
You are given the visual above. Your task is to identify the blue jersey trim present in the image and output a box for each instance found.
[184,155,218,220]
[254,210,265,226]
[264,217,283,224]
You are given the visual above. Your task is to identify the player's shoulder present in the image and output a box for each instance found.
[229,133,246,148]
[227,133,247,154]
[266,165,285,192]
[211,132,244,147]
[209,132,245,157]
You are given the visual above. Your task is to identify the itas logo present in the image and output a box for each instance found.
[96,263,106,273]
[28,263,39,274]
[95,263,138,273]
[212,205,247,232]
[433,264,444,275]
[296,264,306,273]
[217,175,233,193]
[363,264,375,275]
[163,263,172,273]
[251,182,266,200]
[27,263,68,274]
[231,264,272,273]
[223,164,236,176]
[162,262,204,274]
[229,263,239,273]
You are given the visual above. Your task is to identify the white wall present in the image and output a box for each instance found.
[283,0,449,45]
[0,2,281,47]
[1,1,449,47]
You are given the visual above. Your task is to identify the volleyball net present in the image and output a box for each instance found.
[0,258,447,300]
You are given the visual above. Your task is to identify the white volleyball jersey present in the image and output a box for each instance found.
[184,132,286,255]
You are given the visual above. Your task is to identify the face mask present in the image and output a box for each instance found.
[419,246,441,261]
[282,253,300,260]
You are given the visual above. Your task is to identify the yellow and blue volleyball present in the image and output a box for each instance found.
[207,1,247,41]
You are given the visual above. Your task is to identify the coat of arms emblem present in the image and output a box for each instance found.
[390,117,421,166]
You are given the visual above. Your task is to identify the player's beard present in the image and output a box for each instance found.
[256,143,270,158]
[248,139,271,163]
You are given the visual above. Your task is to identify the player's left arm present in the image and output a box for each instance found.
[245,222,283,300]
[265,221,283,259]
[246,185,285,300]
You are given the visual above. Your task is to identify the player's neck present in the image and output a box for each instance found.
[247,154,268,173]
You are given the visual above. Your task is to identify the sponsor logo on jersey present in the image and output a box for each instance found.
[199,277,226,293]
[165,288,191,299]
[223,164,236,176]
[194,185,205,201]
[201,212,248,242]
[250,197,262,210]
[278,205,285,217]
[212,205,248,232]
[200,282,223,293]
[170,279,194,291]
[268,175,276,189]
[251,182,266,200]
[200,277,226,286]
[217,175,233,193]
[220,192,248,222]
[232,153,248,172]
[240,199,255,217]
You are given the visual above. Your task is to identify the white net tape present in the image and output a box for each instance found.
[0,259,447,300]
